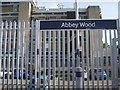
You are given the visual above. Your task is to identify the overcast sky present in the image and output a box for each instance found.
[36,0,119,19]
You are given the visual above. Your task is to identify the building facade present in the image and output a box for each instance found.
[0,1,36,22]
[0,1,101,21]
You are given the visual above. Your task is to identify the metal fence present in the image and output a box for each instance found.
[0,21,119,89]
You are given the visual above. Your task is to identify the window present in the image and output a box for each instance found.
[2,2,10,4]
[13,5,18,12]
[45,16,50,20]
[11,13,18,16]
[56,16,61,19]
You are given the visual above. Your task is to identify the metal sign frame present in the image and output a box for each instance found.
[39,19,117,30]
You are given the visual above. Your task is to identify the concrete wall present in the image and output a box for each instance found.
[18,2,32,22]
[87,6,101,19]
[87,6,102,58]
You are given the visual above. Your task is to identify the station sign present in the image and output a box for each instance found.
[40,20,117,30]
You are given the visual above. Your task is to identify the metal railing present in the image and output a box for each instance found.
[0,21,119,89]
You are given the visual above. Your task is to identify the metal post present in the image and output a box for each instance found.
[62,31,65,89]
[7,21,12,89]
[20,21,25,89]
[16,21,21,89]
[75,67,82,89]
[12,21,17,89]
[58,31,61,89]
[30,20,34,89]
[25,21,29,88]
[75,0,79,19]
[75,1,80,66]
[0,21,3,90]
[34,20,38,88]
[48,31,51,89]
[75,0,82,89]
[43,31,46,89]
[53,31,56,88]
[2,21,7,89]
[75,0,80,66]
[118,2,120,85]
[113,30,118,88]
[72,30,75,88]
[67,30,70,88]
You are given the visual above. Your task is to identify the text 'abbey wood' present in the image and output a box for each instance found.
[61,22,96,29]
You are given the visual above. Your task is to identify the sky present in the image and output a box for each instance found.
[36,0,119,19]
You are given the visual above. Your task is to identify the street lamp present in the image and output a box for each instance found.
[74,0,82,89]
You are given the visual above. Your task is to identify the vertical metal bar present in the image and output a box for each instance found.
[53,31,56,88]
[38,30,42,88]
[2,21,7,89]
[112,36,116,89]
[109,30,114,89]
[90,31,94,89]
[36,29,39,88]
[34,21,38,88]
[102,30,106,88]
[115,30,120,88]
[111,35,116,89]
[36,21,40,88]
[57,31,61,89]
[95,30,99,89]
[105,30,109,89]
[117,10,120,81]
[62,31,65,89]
[7,21,12,89]
[81,30,84,88]
[48,31,51,88]
[99,30,104,89]
[67,30,70,88]
[0,21,3,89]
[16,21,21,89]
[25,21,29,88]
[20,21,25,88]
[86,30,90,88]
[36,24,39,88]
[113,29,118,88]
[75,0,79,19]
[115,29,118,88]
[76,30,80,67]
[30,20,34,89]
[11,21,17,89]
[43,31,46,88]
[72,30,75,88]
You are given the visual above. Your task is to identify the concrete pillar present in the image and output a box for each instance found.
[18,2,32,22]
[87,6,102,66]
